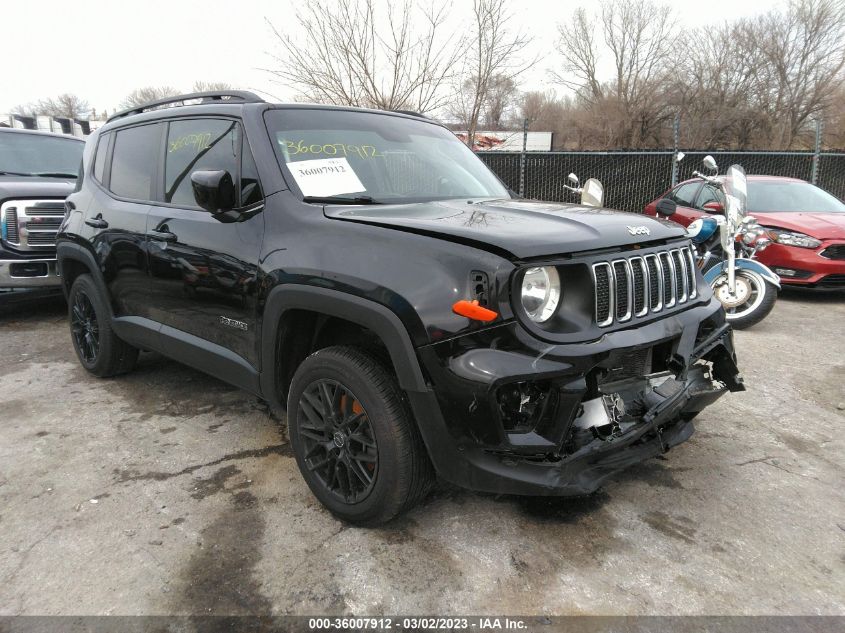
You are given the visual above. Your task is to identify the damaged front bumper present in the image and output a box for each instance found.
[410,296,743,496]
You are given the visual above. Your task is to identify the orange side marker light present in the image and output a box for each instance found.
[452,299,498,322]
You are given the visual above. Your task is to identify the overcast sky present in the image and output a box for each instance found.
[2,0,781,115]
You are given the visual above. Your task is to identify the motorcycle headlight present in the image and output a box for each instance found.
[520,266,561,322]
[767,229,821,249]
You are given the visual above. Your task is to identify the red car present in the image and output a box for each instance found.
[645,176,845,288]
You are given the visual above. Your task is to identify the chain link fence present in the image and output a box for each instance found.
[477,150,845,213]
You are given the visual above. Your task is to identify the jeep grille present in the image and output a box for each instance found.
[592,246,697,327]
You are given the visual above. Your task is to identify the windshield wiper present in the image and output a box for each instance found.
[302,195,382,205]
[0,170,77,178]
[33,172,78,178]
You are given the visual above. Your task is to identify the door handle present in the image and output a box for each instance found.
[148,229,178,243]
[84,214,108,229]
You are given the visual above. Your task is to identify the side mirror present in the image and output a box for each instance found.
[191,170,236,214]
[703,155,718,172]
[656,198,677,216]
[567,173,579,186]
[702,201,724,213]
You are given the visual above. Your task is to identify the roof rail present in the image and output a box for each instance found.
[107,90,266,123]
[392,109,427,119]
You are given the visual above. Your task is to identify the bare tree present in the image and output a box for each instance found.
[119,86,180,110]
[457,0,533,148]
[483,74,518,129]
[554,0,678,148]
[192,81,233,92]
[745,0,845,148]
[519,91,575,149]
[265,0,464,113]
[15,94,91,119]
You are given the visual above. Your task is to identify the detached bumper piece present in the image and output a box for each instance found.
[415,298,742,496]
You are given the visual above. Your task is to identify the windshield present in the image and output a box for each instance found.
[264,109,509,203]
[0,132,84,177]
[747,181,845,213]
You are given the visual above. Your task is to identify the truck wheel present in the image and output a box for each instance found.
[68,274,139,377]
[287,346,434,525]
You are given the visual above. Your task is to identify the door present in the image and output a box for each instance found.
[146,117,265,368]
[84,123,165,318]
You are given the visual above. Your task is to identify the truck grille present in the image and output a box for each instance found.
[592,246,697,327]
[0,199,65,250]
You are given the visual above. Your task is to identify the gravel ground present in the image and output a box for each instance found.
[0,289,843,616]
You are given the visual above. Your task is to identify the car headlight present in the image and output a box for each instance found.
[767,229,821,249]
[520,266,561,322]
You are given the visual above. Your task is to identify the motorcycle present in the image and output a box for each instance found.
[656,156,780,329]
[563,172,605,207]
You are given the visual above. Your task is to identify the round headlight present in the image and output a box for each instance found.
[520,266,561,322]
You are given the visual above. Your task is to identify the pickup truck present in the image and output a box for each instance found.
[1,127,84,288]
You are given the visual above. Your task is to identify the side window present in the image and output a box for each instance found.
[165,119,238,207]
[695,184,723,209]
[240,141,263,207]
[93,132,110,183]
[110,124,163,201]
[669,182,700,207]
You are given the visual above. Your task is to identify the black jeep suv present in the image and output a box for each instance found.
[58,91,743,525]
[1,128,84,288]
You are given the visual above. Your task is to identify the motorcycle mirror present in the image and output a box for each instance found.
[703,155,718,172]
[567,173,579,186]
[656,198,677,216]
[675,151,685,163]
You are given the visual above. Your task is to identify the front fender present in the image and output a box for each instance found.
[703,259,781,289]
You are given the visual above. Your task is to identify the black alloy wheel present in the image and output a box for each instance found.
[70,290,99,364]
[298,379,379,503]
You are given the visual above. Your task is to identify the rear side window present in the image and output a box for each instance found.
[669,182,700,207]
[110,124,163,200]
[165,119,238,206]
[93,132,110,183]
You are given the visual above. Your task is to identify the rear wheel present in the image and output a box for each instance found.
[712,269,777,330]
[287,346,434,525]
[68,274,139,377]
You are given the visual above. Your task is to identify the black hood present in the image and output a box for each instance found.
[0,175,76,201]
[325,198,686,259]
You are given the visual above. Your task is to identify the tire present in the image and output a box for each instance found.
[712,269,777,330]
[68,274,139,377]
[287,345,434,525]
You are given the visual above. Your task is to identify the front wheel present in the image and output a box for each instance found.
[711,269,777,329]
[287,346,434,525]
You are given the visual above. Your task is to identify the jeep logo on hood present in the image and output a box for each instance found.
[627,225,651,236]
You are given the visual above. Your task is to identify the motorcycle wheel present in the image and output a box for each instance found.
[712,269,777,330]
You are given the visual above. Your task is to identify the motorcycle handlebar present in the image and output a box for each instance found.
[692,170,721,185]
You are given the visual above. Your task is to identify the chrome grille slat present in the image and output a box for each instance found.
[684,247,697,299]
[593,245,697,327]
[630,256,648,317]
